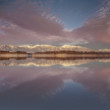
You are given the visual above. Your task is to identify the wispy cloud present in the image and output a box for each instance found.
[0,0,110,46]
[0,0,87,45]
[71,0,110,44]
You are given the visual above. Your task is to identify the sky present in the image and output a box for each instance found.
[0,0,110,49]
[0,0,101,29]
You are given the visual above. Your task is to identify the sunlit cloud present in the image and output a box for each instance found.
[0,0,110,46]
[0,0,87,45]
[71,0,110,44]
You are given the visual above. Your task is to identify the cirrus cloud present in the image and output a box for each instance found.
[0,0,110,46]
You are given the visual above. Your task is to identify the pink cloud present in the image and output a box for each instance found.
[0,0,110,45]
[0,0,87,45]
[71,0,110,44]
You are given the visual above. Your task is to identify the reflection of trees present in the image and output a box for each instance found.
[0,57,110,67]
[0,57,27,60]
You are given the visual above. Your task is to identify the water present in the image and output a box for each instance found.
[0,58,110,110]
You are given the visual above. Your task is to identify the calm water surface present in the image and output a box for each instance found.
[0,59,110,110]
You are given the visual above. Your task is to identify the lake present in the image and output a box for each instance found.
[0,58,110,110]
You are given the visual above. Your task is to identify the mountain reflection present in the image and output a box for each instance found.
[0,55,110,110]
[0,57,110,67]
[0,62,110,102]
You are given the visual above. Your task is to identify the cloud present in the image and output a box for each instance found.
[71,0,110,44]
[0,0,87,45]
[0,0,110,45]
[0,2,63,35]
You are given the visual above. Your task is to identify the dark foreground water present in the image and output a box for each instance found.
[0,58,110,110]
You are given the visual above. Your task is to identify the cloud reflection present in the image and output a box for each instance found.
[0,58,110,102]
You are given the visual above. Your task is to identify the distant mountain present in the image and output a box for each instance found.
[0,45,110,53]
[99,49,110,52]
[0,45,93,52]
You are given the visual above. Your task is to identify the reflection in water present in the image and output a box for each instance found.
[0,57,110,67]
[0,57,110,110]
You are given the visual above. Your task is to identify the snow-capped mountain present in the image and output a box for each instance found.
[0,45,93,52]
